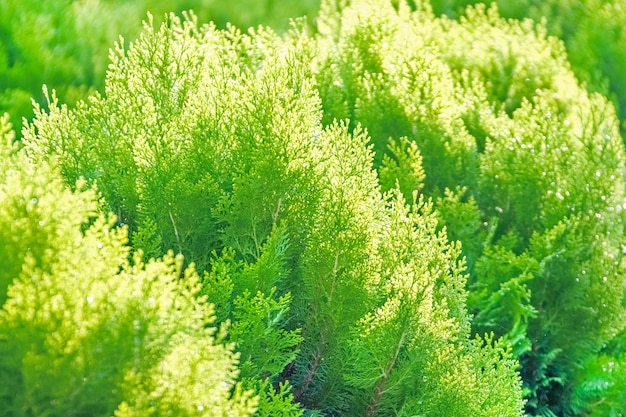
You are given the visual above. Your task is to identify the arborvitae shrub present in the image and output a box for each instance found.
[0,114,257,416]
[312,0,626,415]
[429,0,626,133]
[0,0,323,137]
[21,9,524,417]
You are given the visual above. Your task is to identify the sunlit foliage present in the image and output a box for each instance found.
[20,9,525,416]
[4,0,626,416]
[0,113,257,416]
[312,1,626,415]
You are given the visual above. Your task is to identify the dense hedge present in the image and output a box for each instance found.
[1,1,625,416]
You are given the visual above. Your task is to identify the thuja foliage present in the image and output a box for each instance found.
[311,0,626,415]
[429,0,626,132]
[22,9,524,417]
[0,113,258,416]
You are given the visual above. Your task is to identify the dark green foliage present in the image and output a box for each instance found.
[202,231,302,382]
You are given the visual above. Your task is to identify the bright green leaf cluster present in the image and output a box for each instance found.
[0,113,257,416]
[431,0,626,133]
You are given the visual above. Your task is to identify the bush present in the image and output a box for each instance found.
[21,9,524,416]
[8,0,626,415]
[0,113,257,416]
[0,0,323,137]
[429,0,626,134]
[312,1,626,415]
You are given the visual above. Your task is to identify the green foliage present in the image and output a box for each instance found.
[0,114,257,416]
[315,0,483,193]
[0,0,323,140]
[231,289,302,380]
[571,352,626,417]
[470,244,538,357]
[24,14,320,272]
[429,0,626,133]
[201,229,302,383]
[0,115,95,308]
[313,0,626,415]
[288,121,385,411]
[242,379,303,417]
[379,137,426,197]
[435,187,484,273]
[0,0,218,135]
[24,19,313,413]
[19,7,525,416]
[202,0,320,32]
[199,242,304,416]
[341,192,523,416]
[13,0,626,414]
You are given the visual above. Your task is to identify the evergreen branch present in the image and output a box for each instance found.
[365,330,406,417]
[295,336,325,403]
[168,209,183,254]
